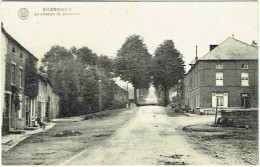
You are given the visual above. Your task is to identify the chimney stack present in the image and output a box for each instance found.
[210,45,218,51]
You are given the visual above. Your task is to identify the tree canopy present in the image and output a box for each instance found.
[152,40,185,106]
[114,34,152,103]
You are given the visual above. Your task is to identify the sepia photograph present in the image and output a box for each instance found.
[1,1,258,165]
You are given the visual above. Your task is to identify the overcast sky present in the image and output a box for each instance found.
[1,2,258,92]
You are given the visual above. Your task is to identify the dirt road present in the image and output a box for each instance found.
[63,106,224,165]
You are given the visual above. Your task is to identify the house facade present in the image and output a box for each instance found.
[2,26,39,131]
[36,75,60,124]
[2,25,60,134]
[183,37,258,114]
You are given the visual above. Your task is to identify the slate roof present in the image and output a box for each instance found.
[200,37,258,61]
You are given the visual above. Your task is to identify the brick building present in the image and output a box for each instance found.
[183,37,258,114]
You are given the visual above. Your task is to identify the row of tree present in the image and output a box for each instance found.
[39,34,185,116]
[39,46,120,117]
[114,35,185,106]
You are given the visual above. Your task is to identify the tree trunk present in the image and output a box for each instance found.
[134,87,137,104]
[163,89,169,107]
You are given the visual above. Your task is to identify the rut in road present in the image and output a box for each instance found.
[63,106,225,165]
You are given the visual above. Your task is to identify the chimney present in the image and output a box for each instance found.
[210,45,218,51]
[195,45,198,62]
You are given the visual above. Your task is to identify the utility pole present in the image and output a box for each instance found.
[127,82,129,101]
[215,98,218,124]
[99,55,102,112]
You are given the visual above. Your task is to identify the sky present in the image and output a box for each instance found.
[1,2,258,94]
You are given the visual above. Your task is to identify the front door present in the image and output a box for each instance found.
[241,93,250,108]
[241,97,250,108]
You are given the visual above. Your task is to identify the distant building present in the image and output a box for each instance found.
[36,74,60,124]
[114,85,129,103]
[183,37,258,114]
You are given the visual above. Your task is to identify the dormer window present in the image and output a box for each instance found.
[242,64,248,69]
[12,47,16,55]
[20,53,23,60]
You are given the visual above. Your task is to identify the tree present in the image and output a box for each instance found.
[76,47,99,66]
[152,40,185,107]
[25,56,39,98]
[115,35,152,103]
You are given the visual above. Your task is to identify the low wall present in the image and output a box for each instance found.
[220,109,258,129]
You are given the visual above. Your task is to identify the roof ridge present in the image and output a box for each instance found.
[229,37,256,48]
[199,37,257,61]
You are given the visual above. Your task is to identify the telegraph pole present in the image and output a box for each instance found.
[99,55,102,112]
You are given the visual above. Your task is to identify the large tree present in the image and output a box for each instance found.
[152,40,185,107]
[115,35,152,103]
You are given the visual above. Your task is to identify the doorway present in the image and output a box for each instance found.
[241,93,250,108]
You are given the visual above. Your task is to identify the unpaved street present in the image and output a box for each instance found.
[64,106,224,165]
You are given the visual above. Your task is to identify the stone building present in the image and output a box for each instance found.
[183,37,258,114]
[2,25,38,132]
[2,25,60,134]
[36,74,60,124]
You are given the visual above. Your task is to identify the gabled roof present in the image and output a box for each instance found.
[200,37,258,61]
[1,25,39,61]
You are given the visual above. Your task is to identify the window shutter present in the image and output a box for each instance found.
[224,93,228,107]
[212,93,216,107]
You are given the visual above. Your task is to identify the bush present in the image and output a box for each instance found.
[109,100,127,110]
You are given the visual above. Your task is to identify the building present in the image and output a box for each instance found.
[36,74,60,124]
[114,85,129,103]
[2,25,60,134]
[183,37,258,114]
[2,25,39,132]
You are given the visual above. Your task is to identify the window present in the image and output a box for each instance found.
[216,65,223,69]
[212,93,228,107]
[20,53,23,60]
[19,68,23,88]
[195,94,200,108]
[12,47,16,54]
[11,64,16,85]
[241,73,249,86]
[241,64,248,69]
[216,96,224,107]
[18,94,22,119]
[216,72,223,86]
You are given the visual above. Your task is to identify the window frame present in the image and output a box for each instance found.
[19,67,24,88]
[11,61,16,85]
[241,72,249,86]
[216,64,223,69]
[20,53,23,61]
[241,64,248,69]
[11,47,16,55]
[216,95,224,107]
[216,72,223,86]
